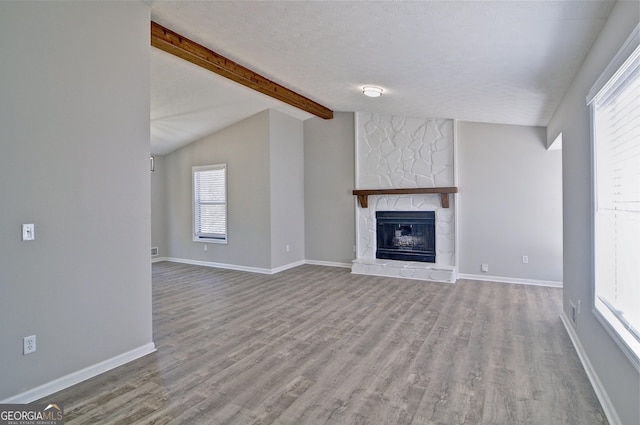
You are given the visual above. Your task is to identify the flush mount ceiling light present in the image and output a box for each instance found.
[362,86,383,98]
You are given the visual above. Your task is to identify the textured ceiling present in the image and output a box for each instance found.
[151,48,312,155]
[150,0,614,154]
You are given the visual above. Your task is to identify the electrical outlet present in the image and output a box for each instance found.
[569,301,577,325]
[481,263,489,272]
[203,244,207,252]
[286,245,290,252]
[23,335,36,355]
[522,255,529,264]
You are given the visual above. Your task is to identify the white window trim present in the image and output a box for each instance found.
[589,23,640,372]
[193,164,228,244]
[587,24,640,105]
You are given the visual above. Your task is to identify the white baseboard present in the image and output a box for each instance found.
[304,260,352,269]
[152,256,168,264]
[560,313,622,425]
[1,342,156,404]
[165,257,274,274]
[457,273,563,288]
[157,261,563,288]
[165,257,312,275]
[271,260,306,274]
[162,257,356,274]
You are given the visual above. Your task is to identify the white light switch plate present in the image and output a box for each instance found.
[22,224,35,241]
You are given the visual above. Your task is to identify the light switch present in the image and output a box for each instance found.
[22,224,35,241]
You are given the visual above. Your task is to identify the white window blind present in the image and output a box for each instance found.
[193,164,227,242]
[591,36,640,365]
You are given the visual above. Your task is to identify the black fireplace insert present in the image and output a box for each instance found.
[376,211,435,263]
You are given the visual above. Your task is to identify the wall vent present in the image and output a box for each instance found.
[151,247,159,257]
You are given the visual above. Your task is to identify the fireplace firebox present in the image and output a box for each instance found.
[376,211,435,263]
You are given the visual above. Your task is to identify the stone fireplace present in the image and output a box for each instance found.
[352,113,457,283]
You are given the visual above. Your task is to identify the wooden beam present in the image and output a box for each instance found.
[151,21,333,120]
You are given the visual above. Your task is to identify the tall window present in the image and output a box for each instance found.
[589,28,639,365]
[193,164,227,243]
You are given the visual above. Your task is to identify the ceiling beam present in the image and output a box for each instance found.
[151,21,333,120]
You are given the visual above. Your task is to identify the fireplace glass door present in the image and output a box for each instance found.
[376,211,435,263]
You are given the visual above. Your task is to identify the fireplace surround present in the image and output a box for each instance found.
[352,113,457,283]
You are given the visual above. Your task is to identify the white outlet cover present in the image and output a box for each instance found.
[23,335,36,354]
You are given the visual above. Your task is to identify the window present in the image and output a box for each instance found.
[193,164,227,243]
[589,26,640,367]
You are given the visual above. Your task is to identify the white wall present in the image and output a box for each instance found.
[0,2,153,401]
[547,2,639,424]
[303,113,356,266]
[457,122,563,284]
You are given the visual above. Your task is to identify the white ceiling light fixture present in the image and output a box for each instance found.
[362,86,383,98]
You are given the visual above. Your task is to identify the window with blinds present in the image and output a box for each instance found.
[589,30,639,365]
[193,164,227,243]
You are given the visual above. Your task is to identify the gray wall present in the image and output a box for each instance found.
[457,122,563,283]
[0,2,153,400]
[151,155,168,258]
[269,110,305,268]
[547,2,640,424]
[164,111,272,269]
[162,109,306,271]
[304,112,356,265]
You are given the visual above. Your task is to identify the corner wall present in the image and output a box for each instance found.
[0,2,153,401]
[164,111,272,270]
[162,109,306,273]
[457,122,563,285]
[547,2,639,424]
[151,155,168,259]
[303,112,356,266]
[269,110,305,269]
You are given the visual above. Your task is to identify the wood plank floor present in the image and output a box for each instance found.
[41,262,607,424]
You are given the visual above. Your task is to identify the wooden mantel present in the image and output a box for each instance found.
[352,187,458,208]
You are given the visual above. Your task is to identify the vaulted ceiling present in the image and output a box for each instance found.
[150,1,614,155]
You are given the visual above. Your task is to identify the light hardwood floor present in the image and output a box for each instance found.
[41,262,606,424]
